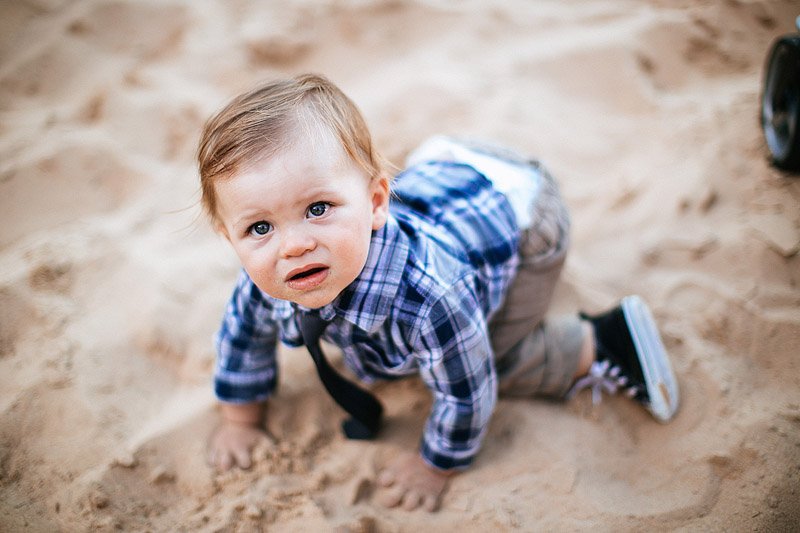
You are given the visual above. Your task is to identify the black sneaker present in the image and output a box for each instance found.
[568,295,679,422]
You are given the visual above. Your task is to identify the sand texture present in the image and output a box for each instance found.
[2,0,800,531]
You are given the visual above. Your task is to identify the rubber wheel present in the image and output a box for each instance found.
[762,35,800,172]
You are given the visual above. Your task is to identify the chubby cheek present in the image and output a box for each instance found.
[333,218,373,266]
[235,246,282,295]
[243,262,277,293]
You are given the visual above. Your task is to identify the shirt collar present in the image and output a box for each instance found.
[312,214,408,332]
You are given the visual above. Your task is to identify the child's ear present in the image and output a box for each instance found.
[214,220,231,242]
[370,172,391,231]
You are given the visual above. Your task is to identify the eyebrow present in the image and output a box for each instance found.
[231,210,268,232]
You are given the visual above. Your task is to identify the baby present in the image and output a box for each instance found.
[197,73,679,512]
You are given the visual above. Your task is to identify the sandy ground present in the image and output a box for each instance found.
[2,0,800,531]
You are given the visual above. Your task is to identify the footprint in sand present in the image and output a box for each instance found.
[244,30,315,68]
[27,260,73,294]
[67,1,188,60]
[664,279,800,372]
[0,2,187,105]
[633,0,796,92]
[0,285,38,358]
[0,144,148,248]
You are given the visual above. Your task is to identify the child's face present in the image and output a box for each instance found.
[214,128,389,309]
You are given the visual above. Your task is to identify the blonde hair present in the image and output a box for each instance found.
[197,73,389,223]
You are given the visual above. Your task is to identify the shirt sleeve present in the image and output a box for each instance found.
[214,270,280,403]
[413,275,498,471]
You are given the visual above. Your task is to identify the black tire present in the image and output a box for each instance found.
[761,35,800,172]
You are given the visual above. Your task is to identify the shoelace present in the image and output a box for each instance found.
[566,360,639,405]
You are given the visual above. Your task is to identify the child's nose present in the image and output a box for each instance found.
[279,225,316,258]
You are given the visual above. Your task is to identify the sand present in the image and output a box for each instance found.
[1,0,799,530]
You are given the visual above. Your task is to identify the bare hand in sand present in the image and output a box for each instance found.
[207,421,268,471]
[207,402,268,472]
[376,451,453,512]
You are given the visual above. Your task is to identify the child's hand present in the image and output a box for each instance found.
[207,402,268,472]
[376,450,453,512]
[207,420,269,471]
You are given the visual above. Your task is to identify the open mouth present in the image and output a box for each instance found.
[289,266,327,281]
[286,265,329,290]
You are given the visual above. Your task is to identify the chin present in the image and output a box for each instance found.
[293,291,337,310]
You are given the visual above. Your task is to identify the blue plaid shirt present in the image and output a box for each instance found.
[215,161,522,470]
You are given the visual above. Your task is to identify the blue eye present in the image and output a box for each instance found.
[307,202,329,218]
[249,221,271,236]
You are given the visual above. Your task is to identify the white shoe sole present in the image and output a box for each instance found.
[621,295,680,422]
